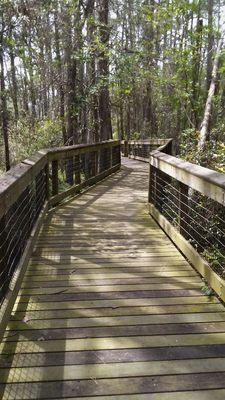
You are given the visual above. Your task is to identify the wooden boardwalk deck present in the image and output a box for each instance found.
[1,158,225,399]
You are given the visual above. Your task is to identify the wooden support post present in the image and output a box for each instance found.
[65,158,74,186]
[109,146,113,168]
[164,140,173,155]
[91,151,97,176]
[124,141,128,157]
[178,182,189,237]
[52,160,59,196]
[148,164,156,205]
[156,170,164,213]
[118,144,121,166]
[0,215,7,300]
[97,150,101,174]
[75,155,81,185]
[45,164,50,200]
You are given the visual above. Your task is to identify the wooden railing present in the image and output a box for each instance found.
[121,138,173,162]
[149,145,225,302]
[0,140,120,332]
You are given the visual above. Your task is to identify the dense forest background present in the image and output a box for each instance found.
[0,0,225,173]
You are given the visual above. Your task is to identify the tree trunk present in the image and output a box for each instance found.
[206,0,214,91]
[9,41,19,122]
[198,37,223,152]
[54,8,67,144]
[0,36,10,171]
[64,7,77,145]
[98,0,112,141]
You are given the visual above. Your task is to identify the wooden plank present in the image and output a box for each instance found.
[1,376,225,399]
[14,391,225,400]
[30,254,185,262]
[28,259,189,267]
[21,278,201,290]
[26,265,196,280]
[15,289,207,303]
[21,276,200,287]
[13,295,219,312]
[5,321,225,342]
[1,344,225,368]
[3,332,225,354]
[10,303,224,321]
[7,312,225,332]
[23,271,197,280]
[3,358,225,383]
[18,282,203,296]
[32,246,180,253]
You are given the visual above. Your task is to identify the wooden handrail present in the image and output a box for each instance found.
[150,151,225,206]
[121,138,173,162]
[48,140,120,160]
[0,151,48,218]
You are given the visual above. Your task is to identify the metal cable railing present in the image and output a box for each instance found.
[0,160,48,303]
[149,149,225,292]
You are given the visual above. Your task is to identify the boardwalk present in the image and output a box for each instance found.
[1,159,225,399]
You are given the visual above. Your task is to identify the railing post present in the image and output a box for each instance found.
[109,145,113,168]
[178,182,189,237]
[118,143,121,166]
[124,140,128,157]
[52,160,59,196]
[91,151,97,177]
[148,164,156,205]
[0,215,7,298]
[45,163,50,200]
[75,155,81,184]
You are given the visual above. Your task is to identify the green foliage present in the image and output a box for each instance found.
[9,117,63,164]
[201,284,214,297]
[179,129,199,161]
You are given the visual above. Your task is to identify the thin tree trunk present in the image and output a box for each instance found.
[98,0,112,141]
[54,8,67,144]
[9,41,19,122]
[198,37,223,152]
[0,36,10,171]
[206,0,214,91]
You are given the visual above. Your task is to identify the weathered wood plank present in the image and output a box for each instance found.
[10,303,224,321]
[1,344,225,368]
[6,312,225,332]
[15,289,206,303]
[2,358,225,383]
[1,380,225,400]
[13,295,218,312]
[18,282,203,296]
[3,332,225,354]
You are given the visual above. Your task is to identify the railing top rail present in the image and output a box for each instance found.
[151,138,173,154]
[48,140,120,160]
[0,151,48,218]
[121,138,171,145]
[151,150,225,206]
